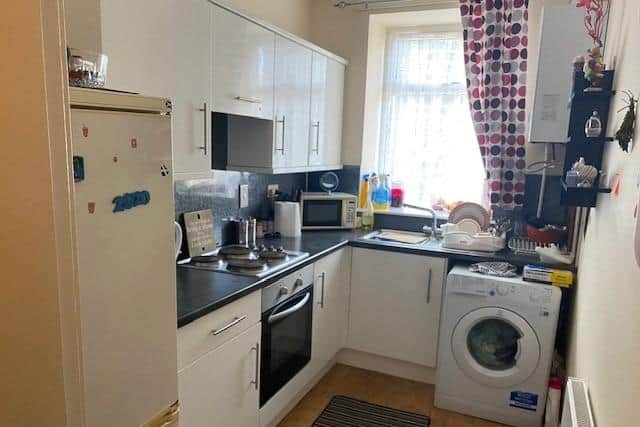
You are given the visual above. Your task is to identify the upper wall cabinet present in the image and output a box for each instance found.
[99,0,212,178]
[273,35,313,170]
[309,53,345,169]
[211,6,275,121]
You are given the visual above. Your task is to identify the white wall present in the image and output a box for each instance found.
[223,0,313,39]
[567,0,640,425]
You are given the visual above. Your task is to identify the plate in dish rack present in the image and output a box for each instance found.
[448,202,490,230]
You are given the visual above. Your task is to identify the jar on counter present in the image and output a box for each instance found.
[391,181,405,208]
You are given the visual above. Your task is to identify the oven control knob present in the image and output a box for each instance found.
[293,278,303,288]
[278,286,290,297]
[268,245,275,252]
[277,246,284,252]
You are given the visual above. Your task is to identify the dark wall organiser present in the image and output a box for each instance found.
[560,70,615,207]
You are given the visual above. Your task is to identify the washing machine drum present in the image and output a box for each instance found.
[451,307,540,388]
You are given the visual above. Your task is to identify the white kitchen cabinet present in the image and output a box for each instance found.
[273,35,313,170]
[178,323,261,427]
[211,4,275,120]
[308,53,344,169]
[311,247,351,374]
[347,248,446,367]
[100,0,212,177]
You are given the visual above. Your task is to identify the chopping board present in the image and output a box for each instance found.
[184,209,216,257]
[375,230,427,244]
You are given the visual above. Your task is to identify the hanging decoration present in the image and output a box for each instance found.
[614,91,637,152]
[575,0,610,90]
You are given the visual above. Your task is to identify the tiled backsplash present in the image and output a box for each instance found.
[174,165,360,246]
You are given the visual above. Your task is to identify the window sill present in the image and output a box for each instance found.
[358,206,450,220]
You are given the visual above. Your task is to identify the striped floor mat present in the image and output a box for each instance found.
[313,395,430,427]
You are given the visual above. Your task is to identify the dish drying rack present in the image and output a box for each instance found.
[508,236,571,257]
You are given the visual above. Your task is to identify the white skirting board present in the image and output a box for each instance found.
[336,348,436,384]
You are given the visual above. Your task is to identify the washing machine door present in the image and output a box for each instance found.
[451,307,540,388]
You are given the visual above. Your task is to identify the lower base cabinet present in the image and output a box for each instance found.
[178,323,261,427]
[347,248,446,367]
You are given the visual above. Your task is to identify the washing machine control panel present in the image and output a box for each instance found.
[449,274,556,309]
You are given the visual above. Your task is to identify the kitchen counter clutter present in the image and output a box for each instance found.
[177,229,574,327]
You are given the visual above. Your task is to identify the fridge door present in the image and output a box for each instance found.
[71,106,178,427]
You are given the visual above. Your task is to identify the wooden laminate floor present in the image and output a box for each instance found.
[277,364,506,427]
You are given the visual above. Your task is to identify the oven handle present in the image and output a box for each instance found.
[267,292,311,325]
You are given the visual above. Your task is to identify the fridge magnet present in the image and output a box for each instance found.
[82,125,89,138]
[112,190,151,213]
[113,155,118,163]
[614,91,637,152]
[130,138,138,149]
[87,202,96,214]
[160,163,170,177]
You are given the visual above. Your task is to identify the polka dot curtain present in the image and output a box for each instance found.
[459,0,528,209]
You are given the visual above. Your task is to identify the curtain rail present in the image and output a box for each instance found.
[334,0,456,10]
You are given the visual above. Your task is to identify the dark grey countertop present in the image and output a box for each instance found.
[177,230,574,327]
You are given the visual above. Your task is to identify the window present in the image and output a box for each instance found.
[377,29,485,208]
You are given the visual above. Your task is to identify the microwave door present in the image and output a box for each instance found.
[303,199,343,228]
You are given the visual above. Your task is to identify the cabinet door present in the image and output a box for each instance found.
[211,5,275,120]
[309,54,344,168]
[312,248,351,372]
[178,323,260,427]
[100,0,212,176]
[274,35,312,169]
[347,248,446,367]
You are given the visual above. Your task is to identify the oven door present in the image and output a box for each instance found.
[301,199,344,229]
[260,287,313,406]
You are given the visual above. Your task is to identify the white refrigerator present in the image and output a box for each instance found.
[70,88,179,427]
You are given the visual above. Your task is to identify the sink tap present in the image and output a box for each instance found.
[422,207,438,240]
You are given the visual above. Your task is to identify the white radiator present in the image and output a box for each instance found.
[560,377,595,427]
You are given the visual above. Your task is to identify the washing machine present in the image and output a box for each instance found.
[434,265,561,427]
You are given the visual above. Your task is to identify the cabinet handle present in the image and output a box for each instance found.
[211,315,246,336]
[234,96,262,104]
[250,342,259,390]
[276,116,286,154]
[426,268,432,304]
[197,102,207,155]
[311,121,320,154]
[318,272,326,308]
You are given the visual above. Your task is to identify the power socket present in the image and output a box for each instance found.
[267,184,279,198]
[239,184,249,208]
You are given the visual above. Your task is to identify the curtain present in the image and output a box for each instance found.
[459,0,529,209]
[378,30,485,208]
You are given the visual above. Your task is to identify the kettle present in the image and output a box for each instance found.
[174,221,183,260]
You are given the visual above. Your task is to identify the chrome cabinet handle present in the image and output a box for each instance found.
[234,96,262,104]
[250,343,259,390]
[211,315,246,336]
[197,102,207,155]
[426,268,432,304]
[275,116,286,154]
[311,121,320,154]
[318,272,326,308]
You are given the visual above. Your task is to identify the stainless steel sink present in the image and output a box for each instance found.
[358,229,439,247]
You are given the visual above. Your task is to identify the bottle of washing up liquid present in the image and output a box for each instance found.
[361,187,375,230]
[371,174,390,210]
[358,174,370,209]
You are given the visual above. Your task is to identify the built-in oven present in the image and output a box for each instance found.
[299,192,357,230]
[260,264,314,407]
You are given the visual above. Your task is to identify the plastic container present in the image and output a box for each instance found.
[358,174,370,209]
[544,377,562,427]
[371,175,390,211]
[67,48,108,88]
[391,180,404,207]
[362,189,375,230]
